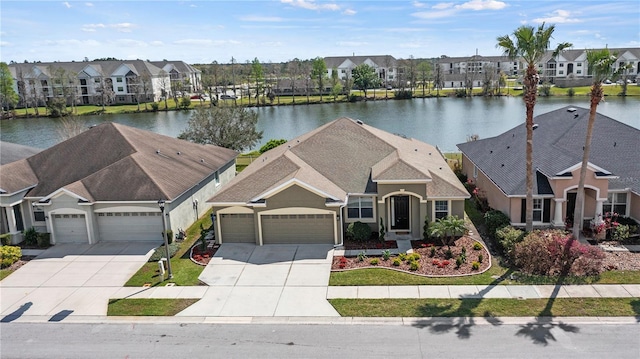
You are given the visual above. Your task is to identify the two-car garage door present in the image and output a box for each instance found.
[97,212,163,242]
[261,214,334,244]
[219,212,335,244]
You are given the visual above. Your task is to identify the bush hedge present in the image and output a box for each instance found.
[148,243,180,262]
[1,245,22,268]
[346,221,372,242]
[495,225,525,260]
[484,210,511,238]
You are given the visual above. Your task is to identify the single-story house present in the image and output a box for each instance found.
[457,106,640,228]
[209,117,469,245]
[0,123,237,244]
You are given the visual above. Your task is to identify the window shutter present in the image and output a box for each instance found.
[543,199,551,223]
[521,199,526,223]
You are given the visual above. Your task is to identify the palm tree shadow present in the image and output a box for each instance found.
[631,299,640,323]
[411,269,513,339]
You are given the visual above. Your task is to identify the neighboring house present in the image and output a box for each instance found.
[209,118,469,246]
[325,55,398,84]
[8,60,200,107]
[457,106,640,229]
[436,54,522,77]
[0,142,41,166]
[0,123,237,244]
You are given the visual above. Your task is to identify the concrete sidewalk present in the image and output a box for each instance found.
[327,284,640,299]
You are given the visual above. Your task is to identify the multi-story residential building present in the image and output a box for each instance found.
[324,55,398,85]
[436,54,522,76]
[8,60,201,107]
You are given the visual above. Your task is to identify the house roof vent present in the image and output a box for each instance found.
[567,107,577,112]
[156,150,160,154]
[356,119,364,125]
[532,124,539,130]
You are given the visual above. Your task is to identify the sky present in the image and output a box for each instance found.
[1,0,639,64]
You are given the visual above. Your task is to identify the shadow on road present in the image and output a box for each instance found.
[49,310,74,322]
[1,302,32,323]
[631,299,640,322]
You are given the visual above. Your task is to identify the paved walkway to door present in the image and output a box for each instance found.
[176,243,340,317]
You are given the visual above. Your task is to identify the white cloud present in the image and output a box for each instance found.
[239,15,284,22]
[85,2,93,6]
[149,41,164,46]
[112,23,134,32]
[413,1,427,8]
[174,39,214,46]
[38,39,101,47]
[81,23,105,32]
[281,0,340,11]
[62,2,71,9]
[432,2,454,10]
[532,10,581,24]
[0,41,10,47]
[456,0,507,11]
[343,9,356,16]
[412,9,457,19]
[82,23,135,33]
[109,39,147,47]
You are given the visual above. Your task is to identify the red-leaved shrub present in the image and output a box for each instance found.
[513,230,604,276]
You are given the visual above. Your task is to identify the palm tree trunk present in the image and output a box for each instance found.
[572,83,603,238]
[523,64,538,232]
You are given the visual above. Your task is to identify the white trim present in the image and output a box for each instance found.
[210,202,247,206]
[345,195,376,223]
[42,188,89,202]
[388,195,411,232]
[0,185,36,197]
[563,185,606,202]
[432,199,451,220]
[250,178,339,202]
[380,190,425,203]
[217,206,255,214]
[556,161,611,176]
[94,206,160,213]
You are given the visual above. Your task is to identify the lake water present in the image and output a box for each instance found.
[1,97,638,153]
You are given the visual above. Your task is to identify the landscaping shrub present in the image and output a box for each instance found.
[357,251,367,262]
[422,216,429,241]
[455,257,463,268]
[369,258,379,266]
[409,261,419,271]
[23,227,38,246]
[381,249,391,261]
[346,221,372,242]
[398,253,407,261]
[495,225,525,260]
[513,230,605,276]
[613,224,630,242]
[409,253,421,261]
[148,243,180,262]
[179,97,191,109]
[429,247,436,257]
[379,218,386,240]
[0,245,21,268]
[392,258,401,266]
[394,89,413,100]
[484,210,510,238]
[478,254,483,263]
[37,233,51,248]
[567,87,575,97]
[445,248,453,259]
[471,261,480,270]
[150,102,159,111]
[472,241,482,251]
[0,233,11,246]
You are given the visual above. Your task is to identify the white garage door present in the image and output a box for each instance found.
[97,212,163,242]
[261,214,334,244]
[52,214,88,243]
[220,213,255,243]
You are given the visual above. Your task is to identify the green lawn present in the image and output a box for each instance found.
[0,268,14,281]
[107,298,199,316]
[124,210,213,287]
[329,298,640,317]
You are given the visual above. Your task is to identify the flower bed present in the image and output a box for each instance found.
[333,236,490,276]
[190,243,219,266]
[342,238,397,250]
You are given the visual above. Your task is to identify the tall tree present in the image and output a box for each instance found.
[178,107,263,152]
[417,61,431,96]
[432,61,444,96]
[572,48,626,238]
[352,64,379,98]
[497,23,571,231]
[0,62,19,118]
[158,70,170,110]
[329,67,342,102]
[311,57,327,101]
[250,57,264,105]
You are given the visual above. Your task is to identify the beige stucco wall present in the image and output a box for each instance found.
[550,167,609,201]
[630,192,640,221]
[462,155,510,215]
[451,200,465,218]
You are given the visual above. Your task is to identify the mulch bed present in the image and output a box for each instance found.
[333,236,491,276]
[342,238,397,250]
[2,255,37,272]
[190,243,219,266]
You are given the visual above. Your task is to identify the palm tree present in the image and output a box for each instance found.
[496,23,571,231]
[443,215,467,246]
[429,220,447,247]
[572,48,629,239]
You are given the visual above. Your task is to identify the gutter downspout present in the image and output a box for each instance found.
[334,195,348,248]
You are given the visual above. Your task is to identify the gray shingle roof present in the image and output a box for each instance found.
[0,142,41,165]
[0,123,237,200]
[457,106,640,196]
[210,118,469,204]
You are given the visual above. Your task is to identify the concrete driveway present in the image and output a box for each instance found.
[0,242,156,320]
[177,244,339,317]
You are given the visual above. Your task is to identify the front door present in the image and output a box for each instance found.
[391,196,410,230]
[566,192,576,220]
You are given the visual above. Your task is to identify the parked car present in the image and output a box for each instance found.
[220,94,237,100]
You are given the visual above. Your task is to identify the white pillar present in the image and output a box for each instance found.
[4,206,18,233]
[553,199,564,227]
[596,199,605,218]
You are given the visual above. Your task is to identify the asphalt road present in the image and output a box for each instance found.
[1,320,639,358]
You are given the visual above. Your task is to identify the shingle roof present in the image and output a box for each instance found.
[210,118,469,204]
[0,123,237,200]
[457,106,640,196]
[324,55,397,69]
[0,142,41,165]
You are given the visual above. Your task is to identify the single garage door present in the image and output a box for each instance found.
[52,214,88,243]
[220,213,255,243]
[261,214,334,244]
[97,212,163,241]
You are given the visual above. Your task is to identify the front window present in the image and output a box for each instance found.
[435,200,448,220]
[347,197,374,219]
[33,209,45,222]
[533,198,543,222]
[116,77,123,82]
[604,193,627,216]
